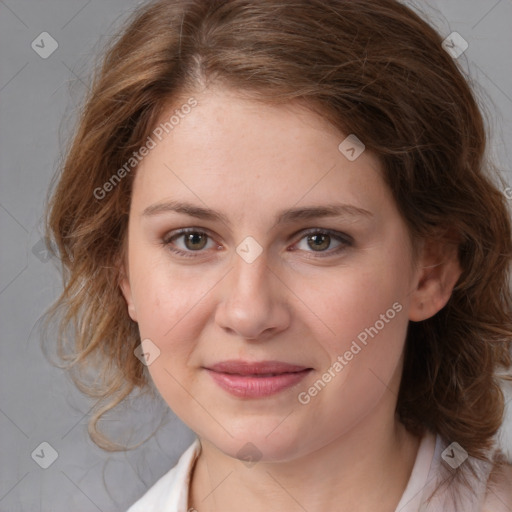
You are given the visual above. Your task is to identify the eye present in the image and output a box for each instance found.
[292,229,352,257]
[163,228,219,258]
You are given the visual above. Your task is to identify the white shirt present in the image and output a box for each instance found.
[127,431,512,512]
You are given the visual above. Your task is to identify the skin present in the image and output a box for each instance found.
[120,84,462,512]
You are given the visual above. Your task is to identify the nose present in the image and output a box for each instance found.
[214,248,291,341]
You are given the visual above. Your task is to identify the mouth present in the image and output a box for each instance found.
[204,360,313,398]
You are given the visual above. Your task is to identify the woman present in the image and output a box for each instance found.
[45,0,512,510]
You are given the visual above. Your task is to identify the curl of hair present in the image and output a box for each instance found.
[45,0,511,490]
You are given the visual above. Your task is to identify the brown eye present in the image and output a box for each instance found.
[293,229,353,258]
[183,232,208,251]
[163,228,217,258]
[306,233,331,251]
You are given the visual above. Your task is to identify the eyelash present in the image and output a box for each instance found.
[162,227,353,259]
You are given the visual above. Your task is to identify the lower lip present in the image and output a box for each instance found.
[205,369,312,398]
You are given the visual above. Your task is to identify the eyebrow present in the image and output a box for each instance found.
[142,200,373,228]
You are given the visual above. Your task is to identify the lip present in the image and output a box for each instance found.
[204,360,313,398]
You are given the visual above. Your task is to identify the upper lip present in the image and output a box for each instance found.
[206,360,311,375]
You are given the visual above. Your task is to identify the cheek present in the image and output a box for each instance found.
[297,270,408,440]
[130,245,213,337]
[306,242,411,399]
[314,258,409,352]
[132,264,210,415]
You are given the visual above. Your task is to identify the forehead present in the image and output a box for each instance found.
[131,86,389,221]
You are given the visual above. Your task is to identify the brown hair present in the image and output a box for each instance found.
[44,0,512,495]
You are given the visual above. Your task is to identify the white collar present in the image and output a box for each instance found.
[128,431,498,512]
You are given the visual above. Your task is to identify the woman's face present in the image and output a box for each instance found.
[120,85,423,461]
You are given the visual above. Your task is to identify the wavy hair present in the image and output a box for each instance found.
[44,0,512,496]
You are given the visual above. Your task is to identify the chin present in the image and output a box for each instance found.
[201,421,309,464]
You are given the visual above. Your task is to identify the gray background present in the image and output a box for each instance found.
[1,0,511,510]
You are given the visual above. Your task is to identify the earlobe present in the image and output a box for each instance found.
[408,236,462,322]
[119,265,138,323]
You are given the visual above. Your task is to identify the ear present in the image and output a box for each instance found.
[118,262,138,323]
[408,232,463,322]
